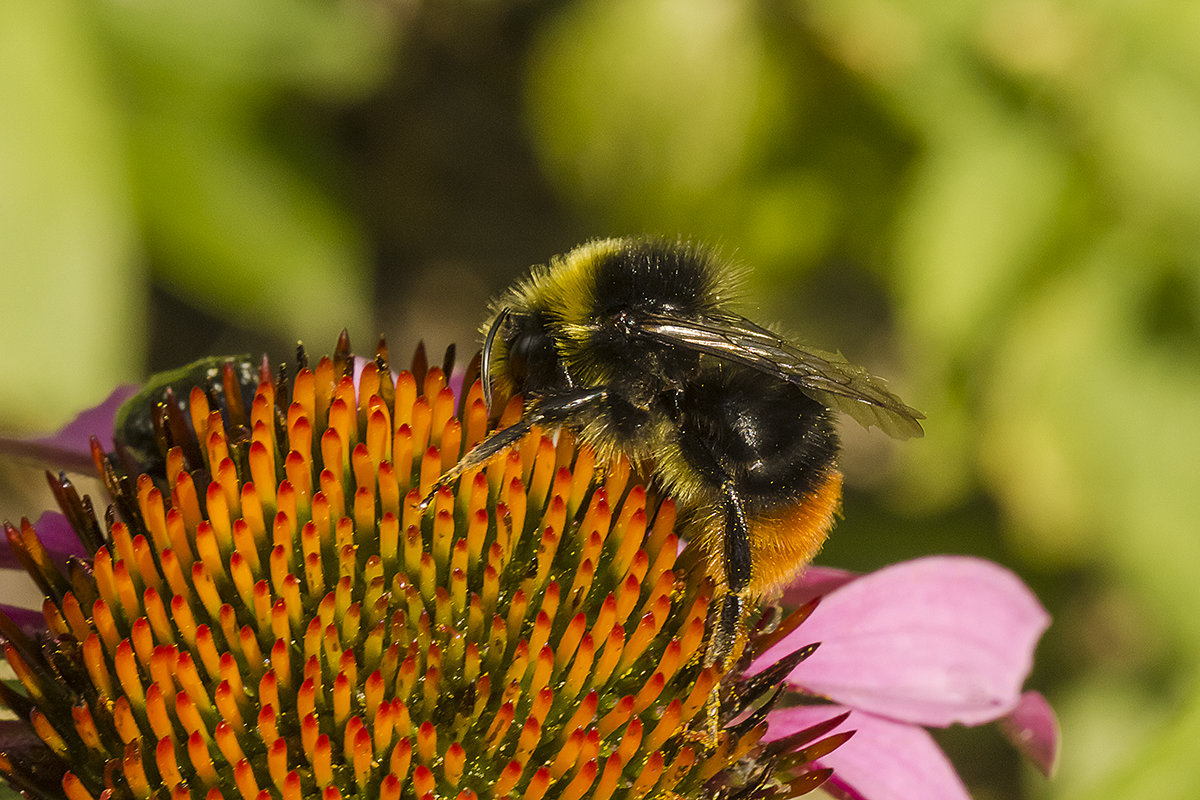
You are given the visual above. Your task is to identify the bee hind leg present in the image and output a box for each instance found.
[700,591,747,744]
[675,420,754,666]
[705,592,745,667]
[702,478,754,667]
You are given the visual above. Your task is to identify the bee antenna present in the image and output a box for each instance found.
[480,307,510,412]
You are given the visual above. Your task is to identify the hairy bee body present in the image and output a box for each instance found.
[667,363,843,599]
[485,239,725,463]
[436,238,923,661]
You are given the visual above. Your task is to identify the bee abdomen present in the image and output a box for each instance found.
[746,468,843,596]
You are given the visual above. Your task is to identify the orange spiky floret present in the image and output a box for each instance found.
[0,336,845,800]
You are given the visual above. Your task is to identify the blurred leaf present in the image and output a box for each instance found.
[1051,670,1172,799]
[1071,7,1200,232]
[1068,670,1200,800]
[526,0,780,234]
[894,121,1069,355]
[96,0,395,99]
[130,111,372,345]
[96,0,397,341]
[0,0,145,431]
[737,170,837,272]
[982,236,1200,650]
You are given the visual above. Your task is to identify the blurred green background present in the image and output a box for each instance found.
[2,1,1199,798]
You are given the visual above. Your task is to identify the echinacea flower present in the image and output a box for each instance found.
[752,559,1060,800]
[0,335,848,800]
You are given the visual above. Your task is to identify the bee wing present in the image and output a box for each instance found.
[638,313,925,439]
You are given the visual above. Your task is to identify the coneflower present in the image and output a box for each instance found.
[0,334,844,800]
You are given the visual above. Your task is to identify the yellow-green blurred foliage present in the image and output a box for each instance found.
[3,1,1199,798]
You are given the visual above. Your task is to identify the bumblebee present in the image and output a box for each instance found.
[432,238,923,662]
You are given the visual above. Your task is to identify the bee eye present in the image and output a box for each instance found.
[507,341,529,386]
[506,332,540,385]
[506,326,567,395]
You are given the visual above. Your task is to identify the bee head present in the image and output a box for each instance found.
[481,306,572,410]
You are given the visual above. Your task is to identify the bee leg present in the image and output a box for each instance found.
[700,592,746,745]
[705,482,751,668]
[675,422,754,665]
[720,480,752,597]
[706,592,744,667]
[420,419,534,508]
[421,386,609,508]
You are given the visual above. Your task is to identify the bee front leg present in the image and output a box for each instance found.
[421,386,609,508]
[419,418,535,509]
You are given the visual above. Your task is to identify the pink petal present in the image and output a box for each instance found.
[780,565,857,607]
[754,556,1050,727]
[449,369,466,403]
[36,384,137,454]
[0,603,46,636]
[998,691,1060,777]
[0,720,44,753]
[766,705,972,800]
[0,385,137,474]
[0,512,88,571]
